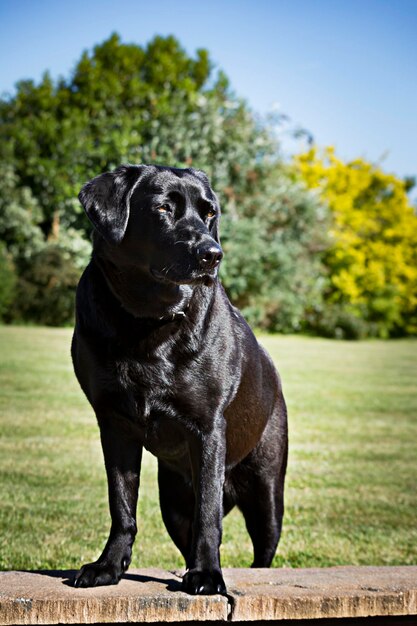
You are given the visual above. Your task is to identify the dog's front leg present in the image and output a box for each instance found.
[74,420,142,587]
[182,419,227,595]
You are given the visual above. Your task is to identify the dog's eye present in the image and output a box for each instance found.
[206,210,216,219]
[157,205,170,213]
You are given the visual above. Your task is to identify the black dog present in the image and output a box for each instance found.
[71,165,288,595]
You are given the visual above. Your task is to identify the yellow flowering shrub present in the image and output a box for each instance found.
[295,147,417,336]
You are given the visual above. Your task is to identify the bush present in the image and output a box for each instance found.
[295,147,417,337]
[12,243,81,326]
[305,304,368,340]
[220,165,330,333]
[0,243,17,321]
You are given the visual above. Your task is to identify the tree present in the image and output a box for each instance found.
[0,33,246,239]
[0,162,91,324]
[0,243,16,321]
[0,33,328,330]
[0,163,44,263]
[12,242,82,326]
[220,163,329,332]
[295,147,417,336]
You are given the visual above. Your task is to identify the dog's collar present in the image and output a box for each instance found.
[159,308,188,323]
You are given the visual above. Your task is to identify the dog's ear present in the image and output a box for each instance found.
[79,165,144,244]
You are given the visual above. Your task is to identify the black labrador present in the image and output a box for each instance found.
[71,165,288,595]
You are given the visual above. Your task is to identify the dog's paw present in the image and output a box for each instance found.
[73,560,126,588]
[181,569,227,595]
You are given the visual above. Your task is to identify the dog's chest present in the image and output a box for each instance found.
[114,351,193,459]
[116,351,174,409]
[114,337,200,420]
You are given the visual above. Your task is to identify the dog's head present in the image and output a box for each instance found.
[79,165,223,286]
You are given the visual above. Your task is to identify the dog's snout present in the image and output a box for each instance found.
[197,245,223,270]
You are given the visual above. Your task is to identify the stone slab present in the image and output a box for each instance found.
[225,566,417,621]
[0,569,227,624]
[0,566,416,624]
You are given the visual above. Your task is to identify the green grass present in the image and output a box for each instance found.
[0,326,416,570]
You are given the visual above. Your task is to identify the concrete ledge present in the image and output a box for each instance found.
[0,566,416,624]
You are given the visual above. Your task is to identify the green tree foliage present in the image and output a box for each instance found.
[220,164,329,332]
[1,33,260,237]
[0,163,90,325]
[0,33,328,330]
[12,243,81,326]
[0,164,44,263]
[0,243,16,320]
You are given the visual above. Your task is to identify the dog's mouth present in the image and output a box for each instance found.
[150,267,217,286]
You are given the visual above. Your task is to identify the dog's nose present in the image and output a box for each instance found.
[197,244,223,270]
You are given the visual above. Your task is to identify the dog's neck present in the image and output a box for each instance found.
[93,253,194,321]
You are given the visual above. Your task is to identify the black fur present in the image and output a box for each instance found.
[71,164,288,595]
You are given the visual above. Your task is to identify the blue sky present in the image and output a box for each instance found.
[1,0,416,183]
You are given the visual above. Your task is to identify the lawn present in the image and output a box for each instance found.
[0,326,416,571]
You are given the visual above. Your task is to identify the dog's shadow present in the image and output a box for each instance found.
[123,571,182,592]
[30,569,182,593]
